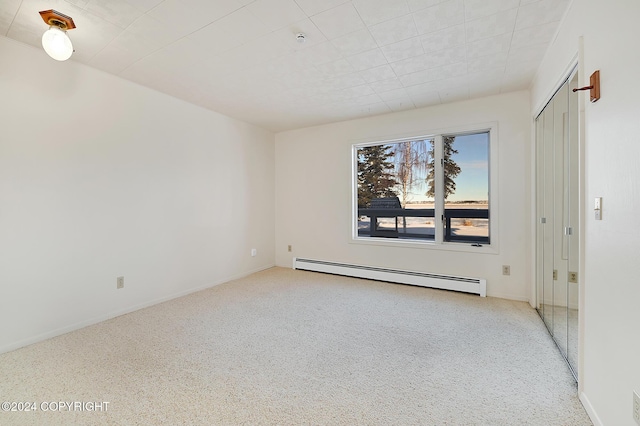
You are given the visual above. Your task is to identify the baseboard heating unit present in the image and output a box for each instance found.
[293,258,486,297]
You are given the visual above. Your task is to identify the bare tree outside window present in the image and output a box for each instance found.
[392,140,431,231]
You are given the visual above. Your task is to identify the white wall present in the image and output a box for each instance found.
[531,1,640,424]
[0,37,275,354]
[275,91,531,300]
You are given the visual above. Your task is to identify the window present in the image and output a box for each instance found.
[354,129,491,246]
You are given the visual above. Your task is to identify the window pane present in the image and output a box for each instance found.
[355,130,491,246]
[356,139,435,241]
[442,132,490,244]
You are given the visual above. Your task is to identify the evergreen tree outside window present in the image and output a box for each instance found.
[357,145,397,209]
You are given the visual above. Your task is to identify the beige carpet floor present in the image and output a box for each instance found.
[0,267,591,425]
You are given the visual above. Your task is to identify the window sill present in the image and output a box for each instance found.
[349,236,499,254]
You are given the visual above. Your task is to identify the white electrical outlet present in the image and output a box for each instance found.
[117,276,124,289]
[502,265,510,276]
[633,390,640,424]
[251,248,257,257]
[287,245,292,252]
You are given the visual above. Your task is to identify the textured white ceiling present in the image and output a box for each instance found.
[1,0,570,131]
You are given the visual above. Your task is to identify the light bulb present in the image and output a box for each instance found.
[42,26,73,61]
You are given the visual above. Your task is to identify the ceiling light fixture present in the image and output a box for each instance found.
[39,9,76,61]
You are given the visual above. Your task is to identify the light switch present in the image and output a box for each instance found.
[594,197,602,220]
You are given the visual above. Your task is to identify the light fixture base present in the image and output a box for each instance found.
[39,9,76,30]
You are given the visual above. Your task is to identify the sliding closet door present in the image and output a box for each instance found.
[566,72,580,374]
[552,81,569,360]
[535,68,580,380]
[537,97,556,333]
[535,114,547,323]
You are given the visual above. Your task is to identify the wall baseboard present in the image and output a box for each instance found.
[580,391,603,426]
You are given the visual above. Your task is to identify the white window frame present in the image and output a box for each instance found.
[351,123,499,254]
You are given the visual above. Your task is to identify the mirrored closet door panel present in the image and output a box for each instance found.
[535,69,580,379]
